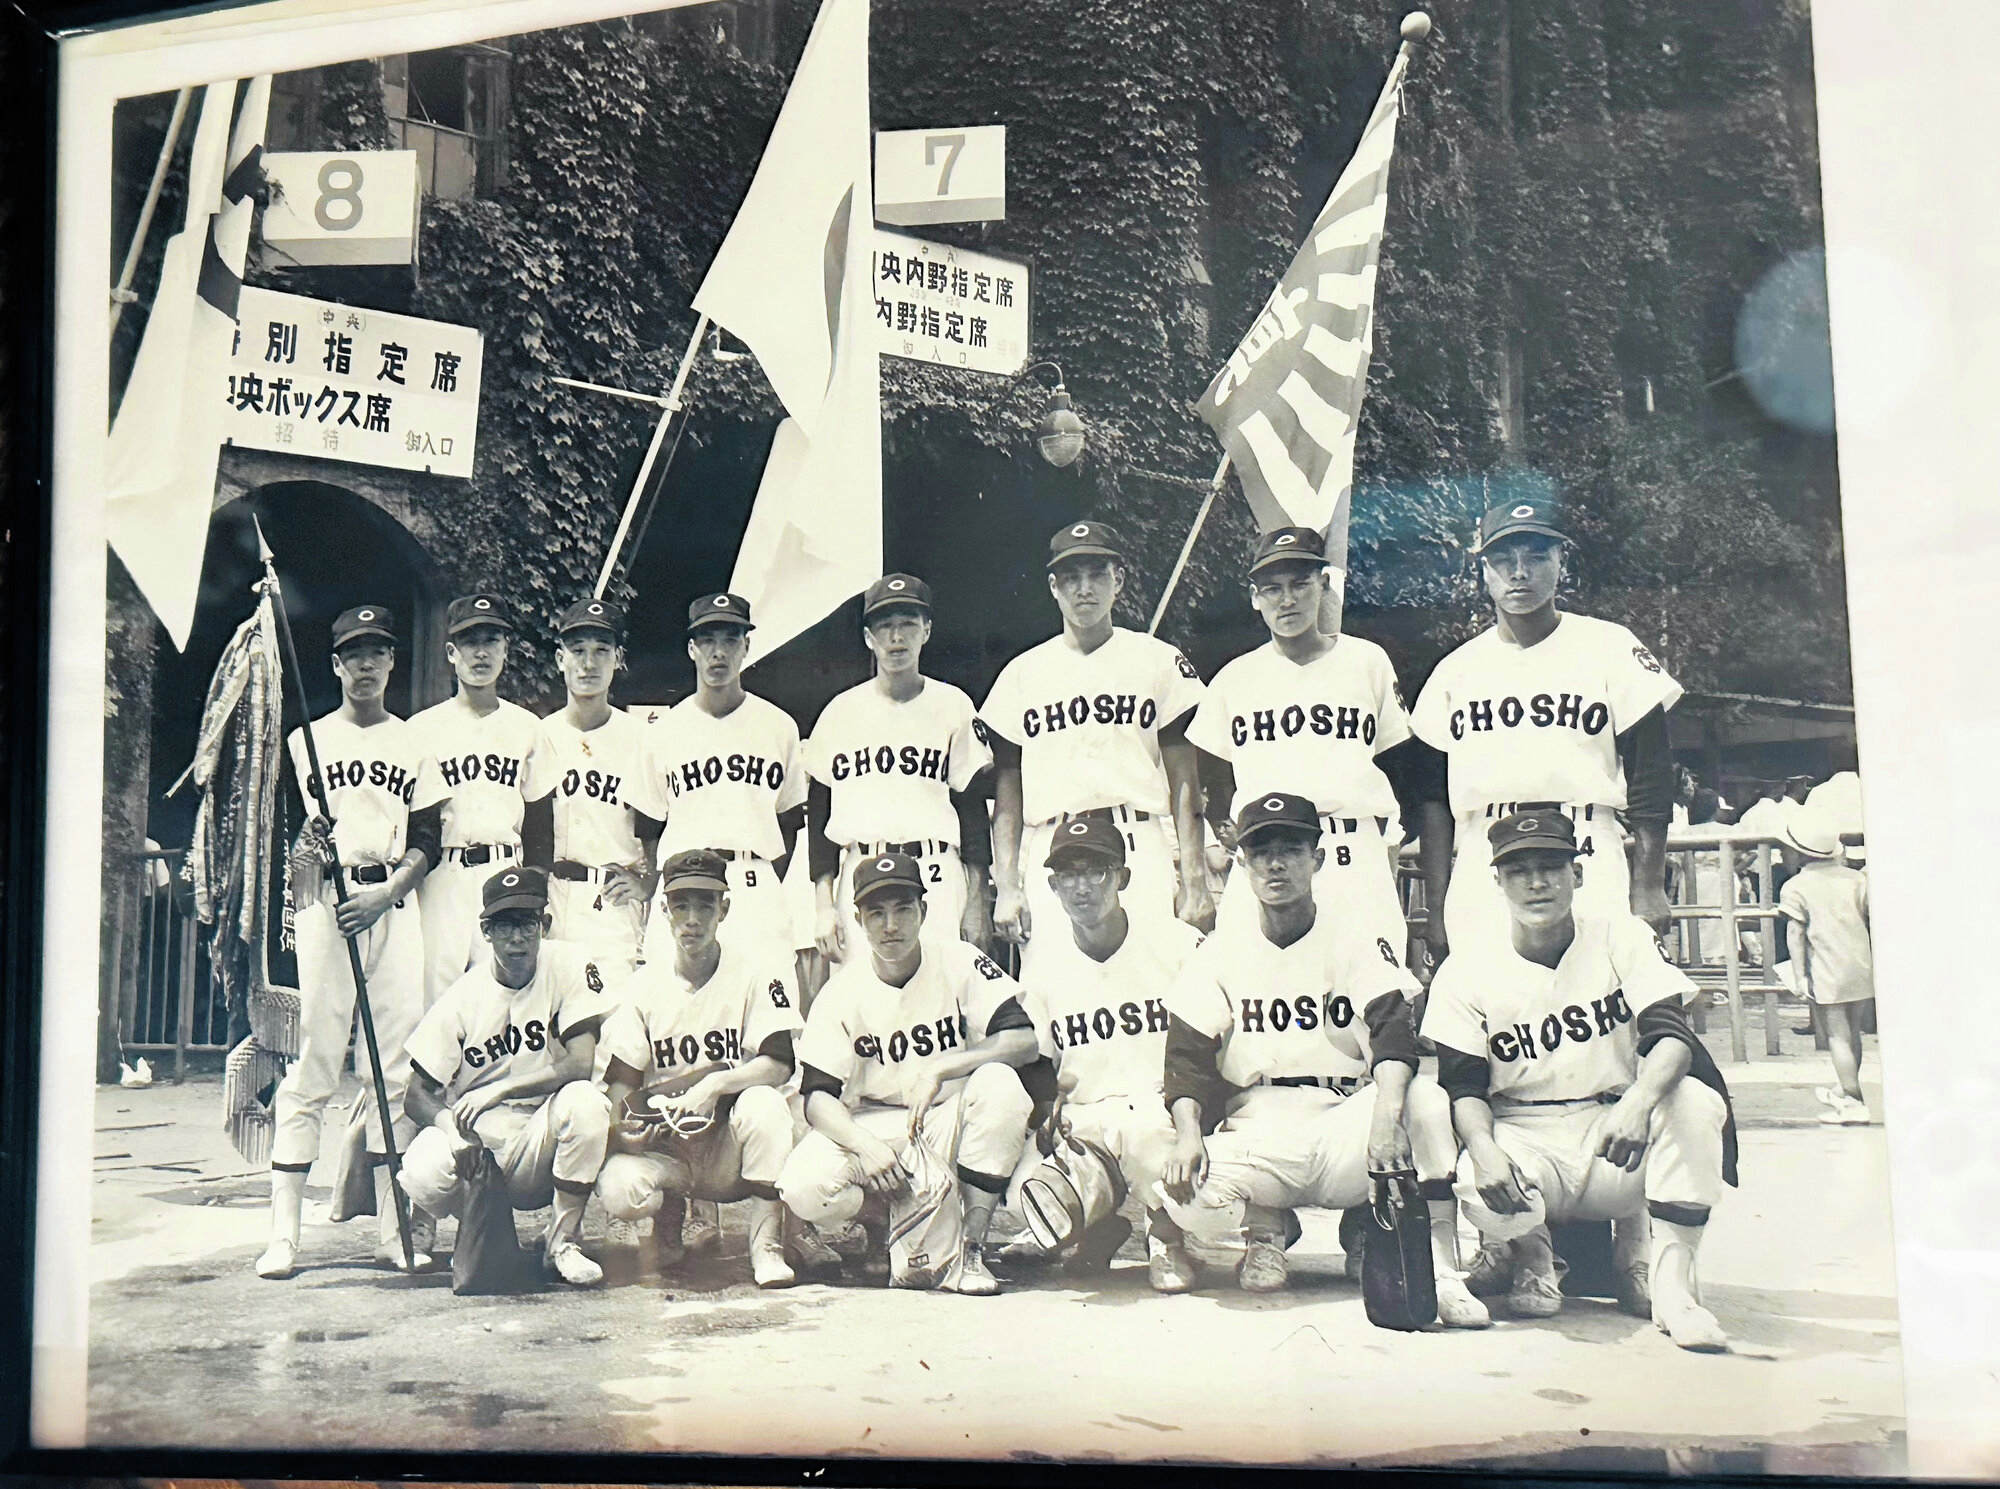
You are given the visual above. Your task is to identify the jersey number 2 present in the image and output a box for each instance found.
[927,862,944,885]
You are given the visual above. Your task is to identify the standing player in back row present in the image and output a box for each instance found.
[409,593,551,1005]
[1412,499,1681,953]
[1187,528,1420,952]
[983,520,1212,973]
[805,573,994,966]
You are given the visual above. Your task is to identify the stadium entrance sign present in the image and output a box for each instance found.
[871,229,1029,376]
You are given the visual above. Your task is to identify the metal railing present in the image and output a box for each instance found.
[108,848,230,1080]
[1665,829,1790,1063]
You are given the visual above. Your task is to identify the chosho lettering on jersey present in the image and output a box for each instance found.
[1233,990,1357,1036]
[461,1017,551,1069]
[1487,988,1633,1064]
[828,743,952,783]
[1046,997,1171,1051]
[436,752,524,789]
[1230,703,1375,747]
[853,1011,967,1064]
[1447,690,1611,740]
[1021,692,1157,739]
[662,752,786,796]
[653,1026,748,1068]
[308,757,419,804]
[559,765,627,803]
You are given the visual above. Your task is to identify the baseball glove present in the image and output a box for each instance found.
[626,1061,732,1142]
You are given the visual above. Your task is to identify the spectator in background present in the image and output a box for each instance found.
[1778,813,1875,1125]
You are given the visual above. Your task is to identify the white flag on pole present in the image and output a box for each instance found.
[106,77,270,651]
[702,0,881,661]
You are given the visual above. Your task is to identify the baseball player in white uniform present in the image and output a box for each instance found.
[642,593,807,963]
[1154,793,1488,1325]
[531,599,666,982]
[258,605,444,1280]
[1017,816,1202,1286]
[805,573,994,966]
[409,593,551,1005]
[1411,498,1682,954]
[1421,810,1736,1350]
[400,866,615,1288]
[595,849,807,1289]
[1187,527,1418,948]
[983,520,1212,974]
[778,853,1038,1294]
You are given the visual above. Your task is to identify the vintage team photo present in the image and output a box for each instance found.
[66,0,1899,1469]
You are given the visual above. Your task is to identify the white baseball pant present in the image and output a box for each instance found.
[1218,814,1407,949]
[419,849,522,1005]
[596,1083,796,1213]
[401,1081,613,1216]
[546,874,643,984]
[1455,1081,1728,1235]
[270,893,424,1170]
[1022,812,1177,976]
[1445,803,1629,949]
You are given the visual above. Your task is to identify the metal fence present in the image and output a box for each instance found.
[108,848,229,1080]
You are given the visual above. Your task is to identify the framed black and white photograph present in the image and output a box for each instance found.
[11,0,1996,1474]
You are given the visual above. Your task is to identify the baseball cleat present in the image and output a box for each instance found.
[949,1243,1001,1296]
[374,1242,435,1273]
[787,1220,845,1276]
[1338,1206,1368,1282]
[1655,1295,1729,1352]
[605,1216,648,1249]
[1507,1255,1564,1318]
[653,1194,688,1267]
[1818,1096,1870,1125]
[751,1242,797,1290]
[683,1203,723,1258]
[1465,1238,1517,1298]
[1435,1275,1493,1329]
[1238,1237,1290,1293]
[254,1238,298,1280]
[1615,1260,1653,1318]
[547,1241,604,1287]
[1147,1238,1198,1294]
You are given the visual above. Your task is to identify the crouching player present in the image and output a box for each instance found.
[401,867,615,1287]
[594,850,807,1290]
[1156,792,1488,1326]
[1018,816,1202,1284]
[778,853,1038,1294]
[1421,810,1736,1351]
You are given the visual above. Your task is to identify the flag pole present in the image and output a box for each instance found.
[1148,452,1233,636]
[592,312,711,599]
[110,87,192,336]
[253,515,418,1272]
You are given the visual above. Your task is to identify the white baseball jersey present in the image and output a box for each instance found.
[406,941,610,1104]
[1186,636,1411,820]
[599,944,805,1080]
[289,713,444,867]
[1022,914,1202,1104]
[805,677,991,847]
[1420,908,1694,1102]
[796,940,1023,1109]
[1168,910,1418,1089]
[408,696,550,848]
[1411,614,1681,815]
[538,707,666,868]
[646,693,806,861]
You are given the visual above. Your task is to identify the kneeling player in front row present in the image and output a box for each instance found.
[1421,811,1736,1351]
[1156,792,1488,1326]
[400,867,615,1287]
[594,850,813,1290]
[778,853,1038,1294]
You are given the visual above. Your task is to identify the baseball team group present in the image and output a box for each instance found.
[251,495,1754,1352]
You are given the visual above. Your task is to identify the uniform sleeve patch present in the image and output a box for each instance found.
[972,952,1005,981]
[1174,652,1199,680]
[971,717,992,746]
[1633,645,1663,674]
[1377,937,1401,967]
[586,962,604,994]
[769,978,791,1009]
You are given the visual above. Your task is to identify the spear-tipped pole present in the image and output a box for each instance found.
[254,515,418,1272]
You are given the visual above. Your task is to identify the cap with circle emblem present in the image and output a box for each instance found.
[481,865,550,917]
[446,593,514,635]
[863,572,934,618]
[852,851,926,905]
[1047,519,1127,569]
[659,848,731,895]
[1247,527,1330,577]
[688,592,755,633]
[1474,496,1568,554]
[330,604,398,651]
[556,598,625,638]
[1486,809,1580,863]
[1234,790,1323,846]
[1044,815,1127,869]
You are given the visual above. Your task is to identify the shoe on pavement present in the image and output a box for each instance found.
[1465,1238,1516,1298]
[547,1241,604,1287]
[1338,1206,1367,1282]
[684,1204,723,1258]
[1616,1259,1653,1318]
[654,1194,688,1267]
[1655,1294,1729,1351]
[1066,1213,1134,1275]
[1819,1096,1870,1125]
[1508,1263,1565,1319]
[751,1241,797,1290]
[605,1216,647,1249]
[255,1238,298,1280]
[1239,1237,1290,1293]
[1435,1275,1493,1329]
[949,1243,1001,1296]
[788,1220,845,1276]
[1148,1237,1198,1294]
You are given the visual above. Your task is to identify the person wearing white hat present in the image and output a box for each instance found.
[1778,812,1874,1124]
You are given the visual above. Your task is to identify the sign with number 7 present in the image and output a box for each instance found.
[874,125,1005,227]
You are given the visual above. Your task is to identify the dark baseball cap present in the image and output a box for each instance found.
[481,865,549,917]
[1474,497,1567,554]
[1487,809,1579,863]
[330,604,397,650]
[1047,520,1126,569]
[1235,791,1323,845]
[1248,527,1328,577]
[1045,816,1126,868]
[447,593,512,635]
[556,598,624,638]
[863,573,933,618]
[689,592,755,633]
[853,851,925,905]
[659,849,730,895]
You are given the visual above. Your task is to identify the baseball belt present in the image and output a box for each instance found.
[1481,801,1601,822]
[444,844,518,867]
[551,860,621,884]
[1319,813,1391,836]
[857,838,953,858]
[706,848,765,863]
[1263,1074,1362,1093]
[1499,1089,1623,1108]
[348,863,391,884]
[1059,806,1152,827]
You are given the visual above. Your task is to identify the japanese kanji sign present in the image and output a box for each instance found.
[871,229,1029,376]
[221,287,482,477]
